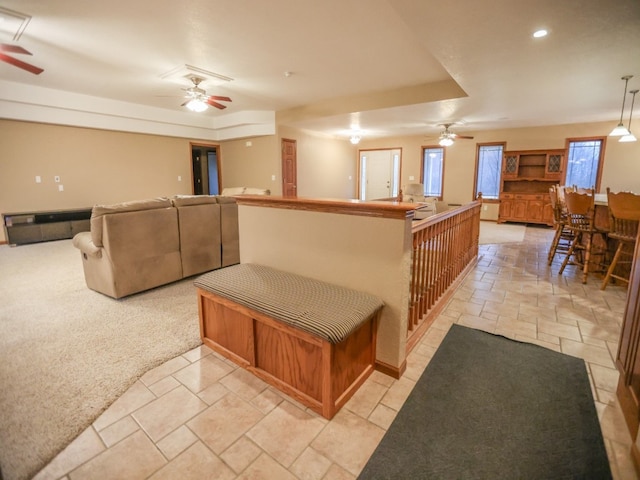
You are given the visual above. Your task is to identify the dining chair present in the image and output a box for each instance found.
[558,189,609,283]
[601,188,640,290]
[547,185,575,265]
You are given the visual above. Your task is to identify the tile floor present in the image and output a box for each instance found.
[34,226,637,479]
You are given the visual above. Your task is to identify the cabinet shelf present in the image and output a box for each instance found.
[498,148,565,225]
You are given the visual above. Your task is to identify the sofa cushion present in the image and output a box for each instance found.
[90,197,172,247]
[175,199,223,277]
[172,195,218,207]
[215,196,238,204]
[101,207,182,297]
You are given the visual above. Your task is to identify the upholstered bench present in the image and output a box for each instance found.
[194,263,384,419]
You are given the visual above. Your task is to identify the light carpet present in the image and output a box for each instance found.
[0,240,202,480]
[479,221,527,244]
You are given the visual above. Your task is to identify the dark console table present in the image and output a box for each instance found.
[2,208,92,246]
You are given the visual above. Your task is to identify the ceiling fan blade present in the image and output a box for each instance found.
[457,135,474,139]
[207,99,227,109]
[209,95,232,102]
[0,44,32,55]
[0,52,44,75]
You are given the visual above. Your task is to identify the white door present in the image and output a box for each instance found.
[360,149,401,200]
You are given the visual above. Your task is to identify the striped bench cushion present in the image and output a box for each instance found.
[194,263,384,344]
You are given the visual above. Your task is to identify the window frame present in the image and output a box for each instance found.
[420,145,445,200]
[563,136,607,192]
[473,142,505,202]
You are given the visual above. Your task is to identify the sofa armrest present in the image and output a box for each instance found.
[72,231,102,258]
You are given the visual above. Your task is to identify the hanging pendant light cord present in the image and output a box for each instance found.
[618,76,632,124]
[628,90,638,131]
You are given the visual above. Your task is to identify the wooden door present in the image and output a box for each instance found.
[282,138,297,197]
[617,231,640,471]
[528,200,544,221]
[513,200,528,219]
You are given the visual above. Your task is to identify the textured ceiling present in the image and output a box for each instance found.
[0,0,639,140]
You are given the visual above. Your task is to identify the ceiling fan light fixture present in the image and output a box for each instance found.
[439,136,454,147]
[610,75,633,136]
[185,98,208,112]
[350,135,361,145]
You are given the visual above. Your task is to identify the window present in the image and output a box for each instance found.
[565,138,606,190]
[421,147,444,198]
[475,143,504,200]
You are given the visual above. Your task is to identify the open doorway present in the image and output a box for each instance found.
[190,143,220,195]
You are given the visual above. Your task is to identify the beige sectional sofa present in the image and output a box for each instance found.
[72,195,239,299]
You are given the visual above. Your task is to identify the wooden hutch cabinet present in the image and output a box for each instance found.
[498,149,565,225]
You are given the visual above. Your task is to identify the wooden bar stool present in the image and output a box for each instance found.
[601,188,640,290]
[558,189,609,284]
[547,185,575,265]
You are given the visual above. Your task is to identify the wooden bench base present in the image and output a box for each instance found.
[197,288,379,419]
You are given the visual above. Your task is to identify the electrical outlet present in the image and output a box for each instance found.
[409,175,415,181]
[35,176,41,183]
[177,175,182,181]
[271,175,276,181]
[58,184,64,192]
[483,205,488,211]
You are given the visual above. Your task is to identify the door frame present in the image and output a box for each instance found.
[357,147,403,200]
[190,142,221,195]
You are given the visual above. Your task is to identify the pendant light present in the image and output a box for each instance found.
[619,89,638,143]
[610,75,633,136]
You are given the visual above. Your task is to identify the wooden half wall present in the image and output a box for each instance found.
[235,196,415,375]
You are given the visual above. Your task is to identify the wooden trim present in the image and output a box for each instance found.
[564,136,606,191]
[375,359,406,379]
[474,142,506,199]
[356,147,404,201]
[420,145,446,200]
[235,195,417,220]
[189,141,221,195]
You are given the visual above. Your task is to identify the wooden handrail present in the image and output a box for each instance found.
[235,195,418,220]
[406,200,481,352]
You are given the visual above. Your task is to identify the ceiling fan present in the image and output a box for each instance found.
[437,123,474,146]
[0,43,44,75]
[181,76,231,112]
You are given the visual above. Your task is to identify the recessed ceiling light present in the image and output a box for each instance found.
[533,29,548,38]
